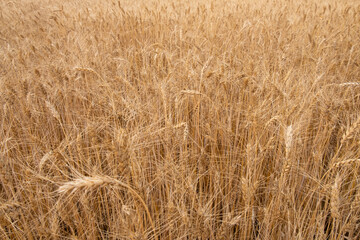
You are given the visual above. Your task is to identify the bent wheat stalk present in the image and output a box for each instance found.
[58,176,158,239]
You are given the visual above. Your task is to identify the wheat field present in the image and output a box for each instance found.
[1,0,360,239]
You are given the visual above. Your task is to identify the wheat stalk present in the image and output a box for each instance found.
[351,189,360,213]
[74,67,105,82]
[57,175,156,238]
[228,215,242,226]
[57,176,113,194]
[45,100,60,120]
[332,158,360,169]
[331,174,341,220]
[0,202,21,212]
[341,116,360,145]
[338,82,360,87]
[285,125,293,159]
[180,90,203,96]
[39,150,54,171]
[281,125,293,180]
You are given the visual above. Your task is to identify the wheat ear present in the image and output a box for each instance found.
[341,116,360,145]
[58,176,157,238]
[281,125,293,179]
[331,174,341,219]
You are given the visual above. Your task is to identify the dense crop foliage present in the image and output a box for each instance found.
[1,0,360,239]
